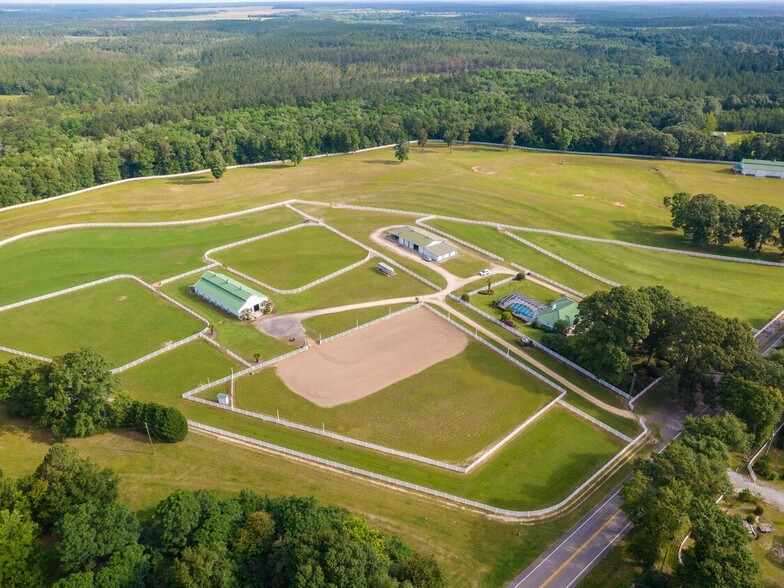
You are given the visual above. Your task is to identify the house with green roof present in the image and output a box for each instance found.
[387,226,457,261]
[192,271,269,319]
[733,159,784,179]
[534,297,580,330]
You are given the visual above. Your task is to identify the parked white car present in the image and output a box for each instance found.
[479,269,490,276]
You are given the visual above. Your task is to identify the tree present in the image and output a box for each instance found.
[459,126,471,145]
[207,151,226,182]
[720,375,784,444]
[25,444,119,530]
[417,128,428,150]
[460,293,470,302]
[55,502,140,574]
[171,543,237,588]
[663,193,740,247]
[682,414,752,453]
[739,204,782,251]
[148,490,203,556]
[677,506,760,588]
[639,286,685,366]
[443,128,457,153]
[0,356,38,406]
[502,128,516,151]
[574,286,653,352]
[394,140,410,162]
[35,348,118,439]
[0,509,44,588]
[395,552,446,587]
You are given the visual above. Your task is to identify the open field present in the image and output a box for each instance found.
[119,339,242,405]
[272,260,430,314]
[727,499,784,588]
[519,233,784,327]
[0,408,636,588]
[0,350,17,363]
[5,145,781,257]
[0,279,204,367]
[0,206,301,305]
[227,339,559,462]
[160,276,293,362]
[277,307,468,407]
[722,131,753,144]
[429,220,609,295]
[301,303,412,340]
[213,225,367,289]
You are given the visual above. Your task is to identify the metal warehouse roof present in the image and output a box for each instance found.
[426,242,457,256]
[193,271,268,313]
[739,159,784,172]
[393,227,442,248]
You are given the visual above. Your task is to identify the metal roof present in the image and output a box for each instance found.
[740,159,784,172]
[193,271,268,313]
[425,242,457,257]
[393,227,441,248]
[537,297,580,327]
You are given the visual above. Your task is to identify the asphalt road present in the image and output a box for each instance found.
[507,486,632,588]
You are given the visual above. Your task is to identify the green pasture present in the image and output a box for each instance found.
[1,409,635,588]
[440,253,491,279]
[296,205,447,287]
[519,232,784,327]
[721,131,752,145]
[302,304,412,341]
[3,145,782,257]
[429,220,608,295]
[272,260,430,314]
[179,396,624,510]
[0,206,301,305]
[0,279,203,367]
[225,341,558,463]
[562,394,638,439]
[120,339,242,404]
[160,276,292,362]
[214,225,367,289]
[0,350,18,363]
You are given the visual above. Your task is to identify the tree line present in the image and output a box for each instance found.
[664,192,784,253]
[0,348,187,443]
[0,445,444,587]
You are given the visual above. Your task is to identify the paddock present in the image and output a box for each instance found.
[276,306,467,407]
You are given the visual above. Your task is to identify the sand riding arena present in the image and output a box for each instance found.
[275,307,468,407]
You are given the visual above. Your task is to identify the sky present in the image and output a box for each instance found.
[9,0,770,4]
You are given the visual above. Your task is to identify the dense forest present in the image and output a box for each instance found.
[0,2,783,206]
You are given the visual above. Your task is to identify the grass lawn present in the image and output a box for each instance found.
[438,251,490,278]
[0,350,18,363]
[0,279,204,367]
[519,232,784,327]
[4,145,783,253]
[429,220,609,295]
[722,131,753,145]
[213,225,367,290]
[160,276,293,362]
[725,498,784,588]
[296,205,448,288]
[563,393,639,439]
[0,408,635,588]
[119,339,242,404]
[301,303,413,340]
[273,260,430,314]
[0,206,301,305]
[228,340,559,463]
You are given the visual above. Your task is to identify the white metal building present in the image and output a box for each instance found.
[387,226,457,261]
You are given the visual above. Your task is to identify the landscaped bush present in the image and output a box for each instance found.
[516,272,525,281]
[124,400,188,443]
[460,293,470,302]
[754,455,775,480]
[738,489,756,503]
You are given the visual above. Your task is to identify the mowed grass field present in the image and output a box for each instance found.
[119,339,242,404]
[519,233,784,327]
[0,206,302,305]
[0,409,635,588]
[227,341,558,463]
[4,145,781,257]
[0,279,204,367]
[213,225,367,289]
[302,303,413,340]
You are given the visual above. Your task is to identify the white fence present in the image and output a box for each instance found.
[504,231,620,287]
[447,293,630,399]
[198,333,253,368]
[203,223,307,259]
[629,376,664,408]
[191,417,647,519]
[0,345,51,363]
[747,421,784,483]
[157,263,220,287]
[557,399,633,442]
[466,275,515,296]
[111,330,207,374]
[319,303,420,345]
[519,265,587,299]
[181,346,310,399]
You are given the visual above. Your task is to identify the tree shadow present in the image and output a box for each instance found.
[361,159,399,165]
[609,219,678,244]
[167,177,214,186]
[0,411,53,445]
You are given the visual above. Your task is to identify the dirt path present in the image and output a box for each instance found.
[728,470,784,512]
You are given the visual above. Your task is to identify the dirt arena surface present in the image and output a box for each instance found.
[275,307,468,407]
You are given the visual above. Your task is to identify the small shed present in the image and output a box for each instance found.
[217,393,230,406]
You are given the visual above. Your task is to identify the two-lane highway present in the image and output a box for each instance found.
[507,486,632,588]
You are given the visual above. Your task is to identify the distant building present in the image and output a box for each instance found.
[217,393,230,406]
[498,292,580,330]
[733,159,784,179]
[192,271,269,319]
[387,226,457,261]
